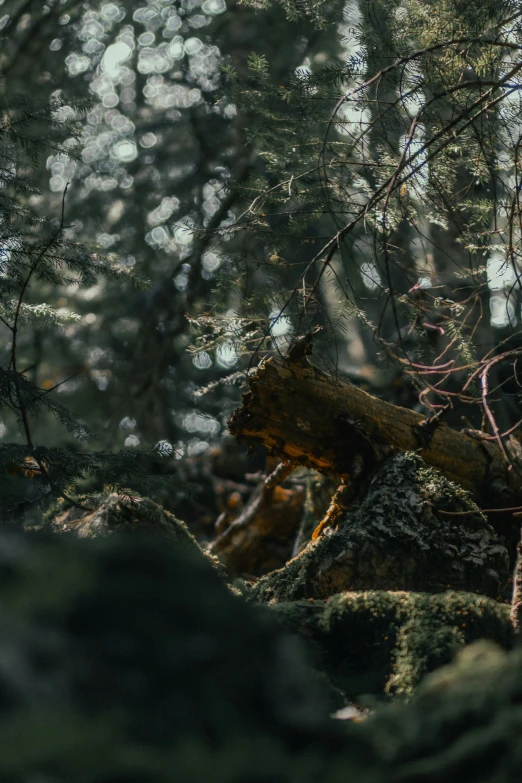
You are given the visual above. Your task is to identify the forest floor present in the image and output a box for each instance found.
[7,435,522,782]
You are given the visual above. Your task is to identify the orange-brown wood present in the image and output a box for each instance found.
[229,356,522,506]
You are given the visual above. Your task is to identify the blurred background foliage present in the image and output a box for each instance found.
[1,0,522,511]
[0,0,345,465]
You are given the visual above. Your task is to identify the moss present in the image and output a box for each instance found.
[362,641,522,783]
[43,491,224,575]
[388,591,513,697]
[272,590,513,700]
[252,452,510,603]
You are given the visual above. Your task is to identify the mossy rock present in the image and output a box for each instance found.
[252,452,510,603]
[272,590,513,699]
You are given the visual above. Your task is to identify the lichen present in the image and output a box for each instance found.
[252,452,510,603]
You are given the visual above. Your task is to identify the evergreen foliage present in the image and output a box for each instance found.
[1,1,522,507]
[203,0,522,437]
[0,91,179,516]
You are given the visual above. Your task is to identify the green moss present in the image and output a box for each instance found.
[252,452,510,603]
[362,641,522,783]
[388,591,513,697]
[44,492,196,540]
[272,590,513,700]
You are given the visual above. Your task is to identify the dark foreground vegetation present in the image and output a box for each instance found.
[0,508,520,783]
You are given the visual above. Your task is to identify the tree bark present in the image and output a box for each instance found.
[229,356,522,507]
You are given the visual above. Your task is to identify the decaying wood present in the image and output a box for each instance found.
[229,356,522,508]
[210,461,306,575]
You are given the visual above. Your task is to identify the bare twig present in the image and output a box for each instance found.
[511,525,522,634]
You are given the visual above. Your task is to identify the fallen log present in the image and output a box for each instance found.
[229,356,522,508]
